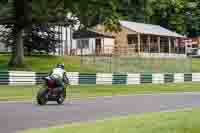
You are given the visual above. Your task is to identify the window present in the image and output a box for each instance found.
[127,36,134,44]
[77,39,89,49]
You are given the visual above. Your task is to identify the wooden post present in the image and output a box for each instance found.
[137,33,141,54]
[53,26,56,55]
[59,26,61,55]
[157,36,161,53]
[103,38,105,55]
[198,37,200,48]
[69,28,73,56]
[168,37,171,53]
[65,27,68,55]
[148,35,151,53]
[174,38,177,53]
[61,26,64,55]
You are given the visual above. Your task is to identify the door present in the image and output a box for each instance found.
[96,39,101,55]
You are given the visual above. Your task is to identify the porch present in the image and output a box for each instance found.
[126,34,178,54]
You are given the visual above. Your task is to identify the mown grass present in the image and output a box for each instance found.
[191,58,200,72]
[0,54,9,71]
[21,108,200,133]
[1,82,200,101]
[0,54,200,72]
[0,54,97,72]
[83,56,192,73]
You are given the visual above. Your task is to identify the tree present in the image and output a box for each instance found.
[119,0,200,37]
[183,0,200,37]
[0,24,61,55]
[150,0,200,36]
[6,0,31,67]
[24,24,61,55]
[120,0,153,23]
[0,0,122,68]
[72,0,121,31]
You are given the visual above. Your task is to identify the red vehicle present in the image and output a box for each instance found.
[37,77,67,105]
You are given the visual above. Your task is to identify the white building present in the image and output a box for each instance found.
[0,25,10,52]
[52,26,73,56]
[72,29,115,55]
[0,42,9,52]
[0,25,73,56]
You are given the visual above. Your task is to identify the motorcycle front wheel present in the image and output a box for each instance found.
[37,88,48,105]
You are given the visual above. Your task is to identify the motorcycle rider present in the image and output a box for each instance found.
[48,63,69,92]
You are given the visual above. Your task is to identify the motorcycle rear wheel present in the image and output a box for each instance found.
[57,88,66,105]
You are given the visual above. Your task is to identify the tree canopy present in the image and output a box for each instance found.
[0,0,199,36]
[120,0,200,37]
[0,0,122,66]
[0,0,200,67]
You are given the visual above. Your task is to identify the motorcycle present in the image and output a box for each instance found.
[37,76,67,105]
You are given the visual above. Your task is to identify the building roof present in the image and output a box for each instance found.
[120,20,185,38]
[73,29,114,39]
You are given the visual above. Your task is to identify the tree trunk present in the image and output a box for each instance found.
[9,0,30,67]
[9,26,25,67]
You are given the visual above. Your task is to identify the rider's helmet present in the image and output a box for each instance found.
[56,63,65,70]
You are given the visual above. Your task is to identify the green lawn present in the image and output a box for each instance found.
[191,58,200,72]
[0,54,97,72]
[21,108,200,133]
[1,82,200,101]
[1,54,200,72]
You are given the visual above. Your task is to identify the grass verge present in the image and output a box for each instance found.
[0,54,97,72]
[21,108,200,133]
[1,82,200,101]
[1,54,200,72]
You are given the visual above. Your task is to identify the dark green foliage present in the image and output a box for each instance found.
[0,0,200,68]
[120,0,200,37]
[0,24,61,55]
[149,0,200,37]
[24,24,61,55]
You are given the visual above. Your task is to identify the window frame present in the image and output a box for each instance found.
[77,39,89,49]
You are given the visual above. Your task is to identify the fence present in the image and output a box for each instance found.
[72,46,186,56]
[0,71,200,85]
[81,55,192,73]
[76,46,191,73]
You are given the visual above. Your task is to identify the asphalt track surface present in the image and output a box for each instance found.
[1,93,200,133]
